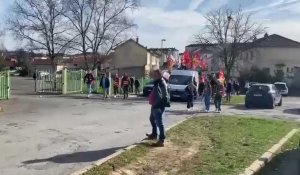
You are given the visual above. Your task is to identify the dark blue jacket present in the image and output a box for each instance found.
[100,77,110,89]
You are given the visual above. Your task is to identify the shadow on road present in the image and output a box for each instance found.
[283,108,300,115]
[228,104,268,111]
[256,148,300,175]
[22,146,126,164]
[166,109,206,116]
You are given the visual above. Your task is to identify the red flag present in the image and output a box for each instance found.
[191,52,201,70]
[219,68,224,80]
[182,50,191,68]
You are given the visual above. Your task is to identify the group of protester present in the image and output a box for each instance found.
[83,70,141,99]
[185,74,241,113]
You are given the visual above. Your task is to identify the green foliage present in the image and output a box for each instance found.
[239,66,285,84]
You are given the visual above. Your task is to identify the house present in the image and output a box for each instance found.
[147,48,179,67]
[32,59,64,73]
[62,53,110,70]
[186,34,300,86]
[110,39,161,78]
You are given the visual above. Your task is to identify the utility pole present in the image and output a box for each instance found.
[161,39,166,67]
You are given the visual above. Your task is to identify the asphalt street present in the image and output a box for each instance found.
[0,77,299,175]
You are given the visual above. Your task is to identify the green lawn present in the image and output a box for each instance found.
[223,95,245,106]
[84,116,299,175]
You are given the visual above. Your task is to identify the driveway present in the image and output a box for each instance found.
[0,77,300,175]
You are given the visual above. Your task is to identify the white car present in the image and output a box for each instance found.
[274,82,289,96]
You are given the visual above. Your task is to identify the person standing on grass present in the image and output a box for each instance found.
[203,78,212,112]
[100,74,110,99]
[121,73,130,99]
[146,69,170,147]
[134,78,140,95]
[233,80,240,96]
[215,80,224,113]
[113,74,120,98]
[185,81,197,111]
[84,70,95,98]
[226,79,233,102]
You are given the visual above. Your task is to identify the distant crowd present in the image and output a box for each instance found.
[83,70,141,99]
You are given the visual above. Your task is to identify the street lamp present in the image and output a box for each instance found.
[161,39,166,67]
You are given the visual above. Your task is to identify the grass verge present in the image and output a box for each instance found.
[84,115,298,175]
[223,95,245,106]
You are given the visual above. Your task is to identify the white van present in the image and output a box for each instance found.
[169,70,199,100]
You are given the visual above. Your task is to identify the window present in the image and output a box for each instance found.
[287,67,289,73]
[291,67,294,73]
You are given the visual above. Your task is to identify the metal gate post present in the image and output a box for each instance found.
[6,70,10,99]
[62,68,67,94]
[80,69,83,92]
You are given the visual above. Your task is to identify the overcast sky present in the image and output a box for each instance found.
[1,0,300,52]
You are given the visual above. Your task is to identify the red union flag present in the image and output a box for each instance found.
[219,68,225,80]
[182,50,191,68]
[191,52,201,70]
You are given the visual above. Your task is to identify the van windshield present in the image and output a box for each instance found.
[169,75,191,85]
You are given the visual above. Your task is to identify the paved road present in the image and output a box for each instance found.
[0,77,299,175]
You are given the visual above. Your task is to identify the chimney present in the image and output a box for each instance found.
[264,33,269,38]
[136,37,139,43]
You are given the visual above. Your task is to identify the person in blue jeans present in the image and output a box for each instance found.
[100,74,110,99]
[84,70,95,98]
[203,78,212,112]
[146,69,169,147]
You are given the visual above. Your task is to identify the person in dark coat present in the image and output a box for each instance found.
[134,78,140,95]
[226,79,233,102]
[84,70,95,98]
[185,81,197,111]
[100,74,110,99]
[233,80,240,95]
[146,69,169,147]
[214,80,224,113]
[129,76,134,93]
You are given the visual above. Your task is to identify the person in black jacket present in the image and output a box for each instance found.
[146,69,169,147]
[185,81,197,111]
[134,78,140,95]
[226,79,233,102]
[84,70,95,98]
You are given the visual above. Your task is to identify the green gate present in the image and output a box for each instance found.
[0,71,10,99]
[63,69,84,94]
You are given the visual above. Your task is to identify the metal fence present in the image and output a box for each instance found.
[35,69,83,94]
[0,71,10,99]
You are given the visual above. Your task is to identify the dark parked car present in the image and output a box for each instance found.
[143,81,154,97]
[245,84,282,109]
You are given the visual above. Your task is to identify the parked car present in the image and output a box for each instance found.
[245,84,282,109]
[249,82,259,87]
[143,81,154,97]
[274,82,289,96]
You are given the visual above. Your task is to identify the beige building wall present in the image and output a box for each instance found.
[112,40,147,69]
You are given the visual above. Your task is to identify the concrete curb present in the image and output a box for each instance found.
[70,116,190,175]
[239,128,299,175]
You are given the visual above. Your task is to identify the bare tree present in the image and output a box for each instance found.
[7,0,72,71]
[195,8,265,78]
[63,0,137,70]
[87,0,137,70]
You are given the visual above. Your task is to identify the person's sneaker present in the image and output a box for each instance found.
[152,140,164,147]
[145,133,157,140]
[187,108,190,111]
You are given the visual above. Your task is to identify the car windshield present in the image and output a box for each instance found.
[249,85,270,92]
[169,75,191,85]
[274,84,287,90]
